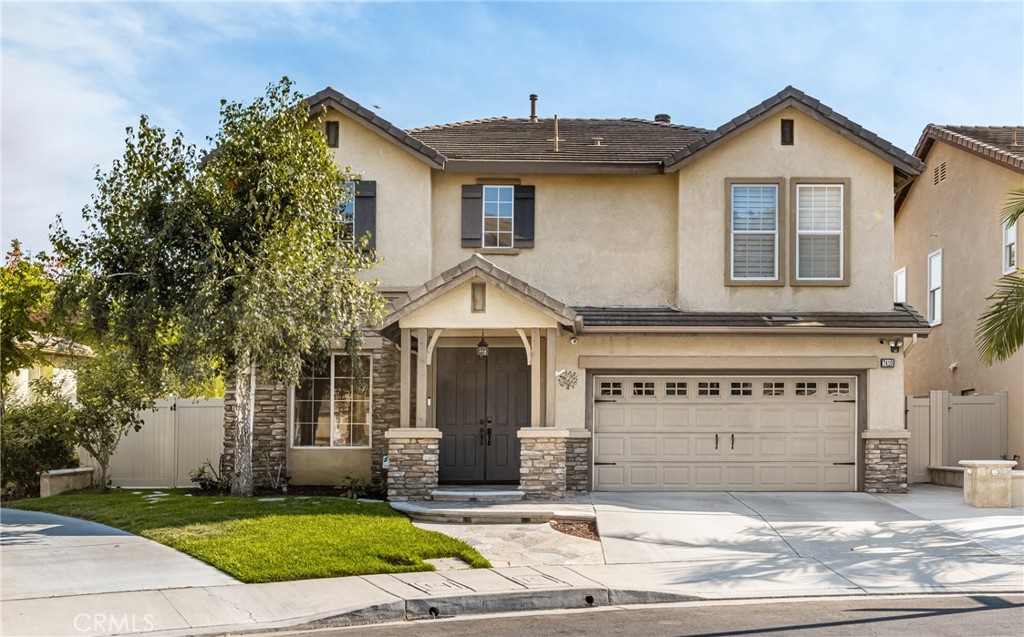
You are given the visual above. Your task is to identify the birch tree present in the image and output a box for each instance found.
[53,78,384,495]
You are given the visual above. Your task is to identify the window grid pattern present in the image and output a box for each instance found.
[482,185,514,248]
[730,382,753,396]
[698,382,720,397]
[796,185,843,280]
[731,184,778,279]
[795,381,818,396]
[762,382,785,397]
[293,354,371,448]
[600,381,622,397]
[632,381,655,396]
[665,381,688,396]
[827,382,852,397]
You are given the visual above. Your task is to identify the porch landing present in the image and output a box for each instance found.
[390,494,596,524]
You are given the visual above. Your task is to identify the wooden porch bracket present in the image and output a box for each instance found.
[515,328,532,366]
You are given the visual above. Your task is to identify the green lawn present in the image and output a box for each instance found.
[5,490,489,582]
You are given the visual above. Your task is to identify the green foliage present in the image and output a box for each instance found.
[8,490,490,582]
[1,383,79,499]
[52,77,385,495]
[69,346,155,489]
[0,241,59,394]
[977,189,1024,365]
[189,460,230,492]
[335,474,387,500]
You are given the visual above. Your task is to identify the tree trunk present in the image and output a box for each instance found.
[231,358,256,496]
[98,453,109,491]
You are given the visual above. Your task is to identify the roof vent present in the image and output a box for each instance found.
[592,137,604,147]
[654,114,671,123]
[529,94,538,123]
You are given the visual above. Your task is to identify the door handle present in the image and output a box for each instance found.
[731,434,735,450]
[486,416,493,424]
[487,427,492,446]
[833,399,856,404]
[715,434,719,450]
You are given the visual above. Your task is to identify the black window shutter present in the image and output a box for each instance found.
[461,185,483,248]
[513,185,535,248]
[354,180,376,252]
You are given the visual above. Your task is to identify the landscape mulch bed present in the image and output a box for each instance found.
[550,520,600,541]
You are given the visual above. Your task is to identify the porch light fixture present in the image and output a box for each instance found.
[476,331,490,359]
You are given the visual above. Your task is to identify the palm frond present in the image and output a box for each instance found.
[976,270,1024,365]
[1002,188,1024,227]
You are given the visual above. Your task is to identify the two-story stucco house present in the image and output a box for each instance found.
[221,86,930,499]
[894,125,1024,470]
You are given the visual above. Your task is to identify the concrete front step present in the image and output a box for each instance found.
[391,501,597,524]
[431,489,526,504]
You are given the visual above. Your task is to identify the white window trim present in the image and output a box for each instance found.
[893,267,907,304]
[290,353,372,449]
[927,249,943,326]
[795,184,845,281]
[1003,218,1018,274]
[730,183,779,281]
[481,185,515,248]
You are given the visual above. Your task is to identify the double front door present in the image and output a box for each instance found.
[436,347,530,483]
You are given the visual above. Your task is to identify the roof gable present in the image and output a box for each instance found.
[307,87,446,168]
[662,86,925,178]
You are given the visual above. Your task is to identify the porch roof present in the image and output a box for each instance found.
[378,254,579,338]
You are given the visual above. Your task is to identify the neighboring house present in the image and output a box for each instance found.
[894,125,1024,467]
[222,86,931,499]
[4,335,91,404]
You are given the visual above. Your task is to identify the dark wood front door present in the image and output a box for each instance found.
[436,347,530,483]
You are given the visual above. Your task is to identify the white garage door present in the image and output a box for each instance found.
[593,375,857,491]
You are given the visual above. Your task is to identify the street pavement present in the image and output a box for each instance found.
[1,485,1021,637]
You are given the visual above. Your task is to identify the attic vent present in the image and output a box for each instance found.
[654,114,671,123]
[325,121,339,148]
[933,161,947,185]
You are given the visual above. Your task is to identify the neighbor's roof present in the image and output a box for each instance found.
[573,303,930,336]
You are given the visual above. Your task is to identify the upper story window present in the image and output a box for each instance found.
[333,180,377,251]
[483,185,514,248]
[927,249,943,325]
[292,354,371,448]
[729,182,780,283]
[794,182,847,283]
[1003,218,1018,274]
[894,267,907,304]
[461,184,535,250]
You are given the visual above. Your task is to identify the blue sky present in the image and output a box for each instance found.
[2,1,1022,253]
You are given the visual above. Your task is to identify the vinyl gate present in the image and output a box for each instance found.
[80,398,224,488]
[907,390,1009,483]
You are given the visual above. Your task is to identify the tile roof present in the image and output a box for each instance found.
[662,86,925,177]
[574,303,930,335]
[407,117,709,164]
[915,125,1024,172]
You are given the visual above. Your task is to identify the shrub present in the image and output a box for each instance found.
[189,460,230,493]
[1,393,78,499]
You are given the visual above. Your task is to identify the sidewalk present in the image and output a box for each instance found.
[2,486,1021,637]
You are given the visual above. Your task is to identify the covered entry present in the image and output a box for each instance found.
[594,375,857,491]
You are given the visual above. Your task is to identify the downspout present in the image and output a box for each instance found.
[902,333,920,356]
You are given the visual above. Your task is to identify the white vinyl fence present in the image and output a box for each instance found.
[907,390,1009,483]
[80,398,224,488]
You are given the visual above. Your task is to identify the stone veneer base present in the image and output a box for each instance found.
[518,429,591,500]
[862,430,910,494]
[385,428,442,502]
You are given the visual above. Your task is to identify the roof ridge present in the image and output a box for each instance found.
[408,116,512,132]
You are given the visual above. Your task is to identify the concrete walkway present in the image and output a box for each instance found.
[2,485,1021,637]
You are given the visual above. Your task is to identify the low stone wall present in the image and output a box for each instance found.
[862,431,909,493]
[40,467,94,497]
[385,428,441,502]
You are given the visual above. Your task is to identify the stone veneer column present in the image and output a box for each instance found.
[862,430,910,493]
[519,429,588,500]
[384,428,442,502]
[222,378,288,488]
[565,430,592,493]
[959,460,1016,508]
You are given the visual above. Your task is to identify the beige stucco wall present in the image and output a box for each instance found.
[895,140,1024,460]
[551,333,904,434]
[677,107,896,312]
[325,111,434,288]
[429,172,679,306]
[288,448,371,485]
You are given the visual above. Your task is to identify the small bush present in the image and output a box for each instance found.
[189,460,230,493]
[1,394,79,499]
[335,474,387,500]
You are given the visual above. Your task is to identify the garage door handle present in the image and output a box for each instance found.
[594,399,617,403]
[731,433,735,450]
[715,434,719,450]
[594,462,617,466]
[833,399,856,403]
[833,462,855,466]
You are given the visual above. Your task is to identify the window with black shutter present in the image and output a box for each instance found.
[461,184,535,249]
[354,180,376,252]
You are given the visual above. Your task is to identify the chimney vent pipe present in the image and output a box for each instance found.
[654,113,671,123]
[529,94,538,123]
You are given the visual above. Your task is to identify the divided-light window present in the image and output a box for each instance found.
[731,184,779,280]
[796,184,844,281]
[335,182,356,243]
[293,354,371,448]
[927,249,943,325]
[482,185,514,248]
[1004,219,1018,274]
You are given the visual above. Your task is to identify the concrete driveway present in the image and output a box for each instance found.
[0,508,236,601]
[591,489,1017,565]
